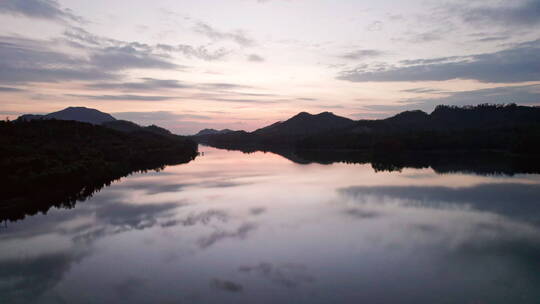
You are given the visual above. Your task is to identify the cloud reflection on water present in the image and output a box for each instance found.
[2,147,540,303]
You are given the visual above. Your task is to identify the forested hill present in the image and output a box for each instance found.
[0,119,198,221]
[194,111,355,147]
[195,104,540,153]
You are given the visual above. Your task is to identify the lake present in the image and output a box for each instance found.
[2,146,540,304]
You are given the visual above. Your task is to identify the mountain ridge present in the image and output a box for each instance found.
[18,106,116,125]
[253,111,354,136]
[194,104,540,154]
[17,107,177,136]
[195,128,235,136]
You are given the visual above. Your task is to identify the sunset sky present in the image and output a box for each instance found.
[1,0,539,134]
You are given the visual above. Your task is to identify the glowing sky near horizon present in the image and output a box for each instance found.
[0,0,539,134]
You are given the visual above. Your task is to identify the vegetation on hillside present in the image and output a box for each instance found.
[0,119,198,221]
[196,104,540,154]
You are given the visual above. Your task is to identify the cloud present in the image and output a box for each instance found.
[414,84,540,107]
[210,279,243,292]
[0,252,85,303]
[0,0,81,22]
[71,194,185,244]
[338,40,540,83]
[197,222,257,248]
[407,29,447,43]
[114,277,147,298]
[247,54,265,62]
[239,262,314,288]
[340,49,385,60]
[399,56,464,66]
[344,208,380,219]
[456,0,540,28]
[177,209,229,226]
[113,111,212,122]
[401,88,443,94]
[94,202,178,230]
[364,85,540,114]
[66,94,175,101]
[339,183,540,224]
[65,27,229,62]
[0,86,24,92]
[0,34,183,84]
[201,97,279,104]
[117,181,192,195]
[0,36,117,83]
[110,111,214,135]
[249,207,266,215]
[366,21,383,31]
[200,83,254,90]
[63,26,118,47]
[157,44,230,61]
[87,78,255,93]
[473,35,510,43]
[87,78,189,91]
[193,22,255,46]
[89,45,180,70]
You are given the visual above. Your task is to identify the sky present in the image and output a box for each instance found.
[0,0,539,134]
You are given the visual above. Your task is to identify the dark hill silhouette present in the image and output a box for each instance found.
[253,111,355,136]
[1,118,198,222]
[144,124,173,136]
[17,114,44,121]
[428,104,540,129]
[195,104,540,154]
[5,104,203,222]
[18,106,117,125]
[45,106,116,124]
[195,111,355,147]
[18,107,182,136]
[384,110,429,124]
[100,120,173,136]
[102,120,141,132]
[195,128,235,136]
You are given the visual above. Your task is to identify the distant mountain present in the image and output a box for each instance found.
[17,114,44,121]
[17,106,181,136]
[18,106,116,125]
[384,110,429,124]
[102,120,172,136]
[253,111,354,136]
[194,111,355,148]
[196,128,235,136]
[46,107,117,124]
[102,120,141,132]
[144,125,173,136]
[194,104,540,154]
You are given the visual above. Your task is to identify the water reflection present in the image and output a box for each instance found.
[340,183,540,225]
[1,147,540,303]
[210,144,540,175]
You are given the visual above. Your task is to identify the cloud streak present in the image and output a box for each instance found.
[87,78,189,91]
[193,22,255,47]
[247,54,265,62]
[0,0,81,22]
[338,40,540,83]
[66,94,176,101]
[364,85,540,113]
[0,34,183,84]
[456,0,540,28]
[0,86,24,92]
[340,49,385,60]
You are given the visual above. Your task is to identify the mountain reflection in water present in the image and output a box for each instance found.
[1,146,540,304]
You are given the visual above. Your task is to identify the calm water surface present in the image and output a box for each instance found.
[2,146,540,303]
